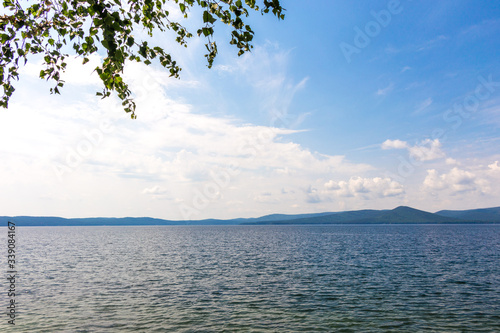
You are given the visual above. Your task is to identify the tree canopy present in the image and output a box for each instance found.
[0,0,284,118]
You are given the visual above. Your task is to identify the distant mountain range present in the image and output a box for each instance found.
[435,207,500,222]
[1,206,500,226]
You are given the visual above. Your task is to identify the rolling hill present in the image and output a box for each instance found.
[1,206,499,226]
[435,207,500,222]
[242,206,468,225]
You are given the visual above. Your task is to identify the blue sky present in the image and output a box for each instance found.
[1,0,499,219]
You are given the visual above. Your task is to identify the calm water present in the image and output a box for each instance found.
[1,225,499,332]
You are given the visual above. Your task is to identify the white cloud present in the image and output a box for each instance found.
[414,159,500,211]
[382,138,445,162]
[142,185,168,195]
[213,64,236,73]
[324,180,341,190]
[423,169,447,191]
[142,185,171,200]
[423,167,488,194]
[407,139,445,161]
[323,177,405,199]
[381,139,409,150]
[446,158,459,165]
[21,54,102,86]
[1,59,378,219]
[489,161,500,171]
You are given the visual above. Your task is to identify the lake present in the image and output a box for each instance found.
[2,224,499,332]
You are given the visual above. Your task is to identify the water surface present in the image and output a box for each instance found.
[2,224,499,332]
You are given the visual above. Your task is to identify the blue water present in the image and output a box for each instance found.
[2,224,499,332]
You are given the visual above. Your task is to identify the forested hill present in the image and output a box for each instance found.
[435,207,500,223]
[1,206,499,226]
[242,206,481,225]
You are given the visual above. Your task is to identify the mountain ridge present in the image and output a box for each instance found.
[435,207,500,222]
[241,206,475,225]
[1,206,499,226]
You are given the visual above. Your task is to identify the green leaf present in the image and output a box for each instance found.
[202,27,213,37]
[0,0,286,116]
[203,11,216,24]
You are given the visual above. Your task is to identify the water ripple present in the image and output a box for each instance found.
[1,224,499,332]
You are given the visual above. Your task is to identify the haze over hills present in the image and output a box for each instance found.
[1,206,499,226]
